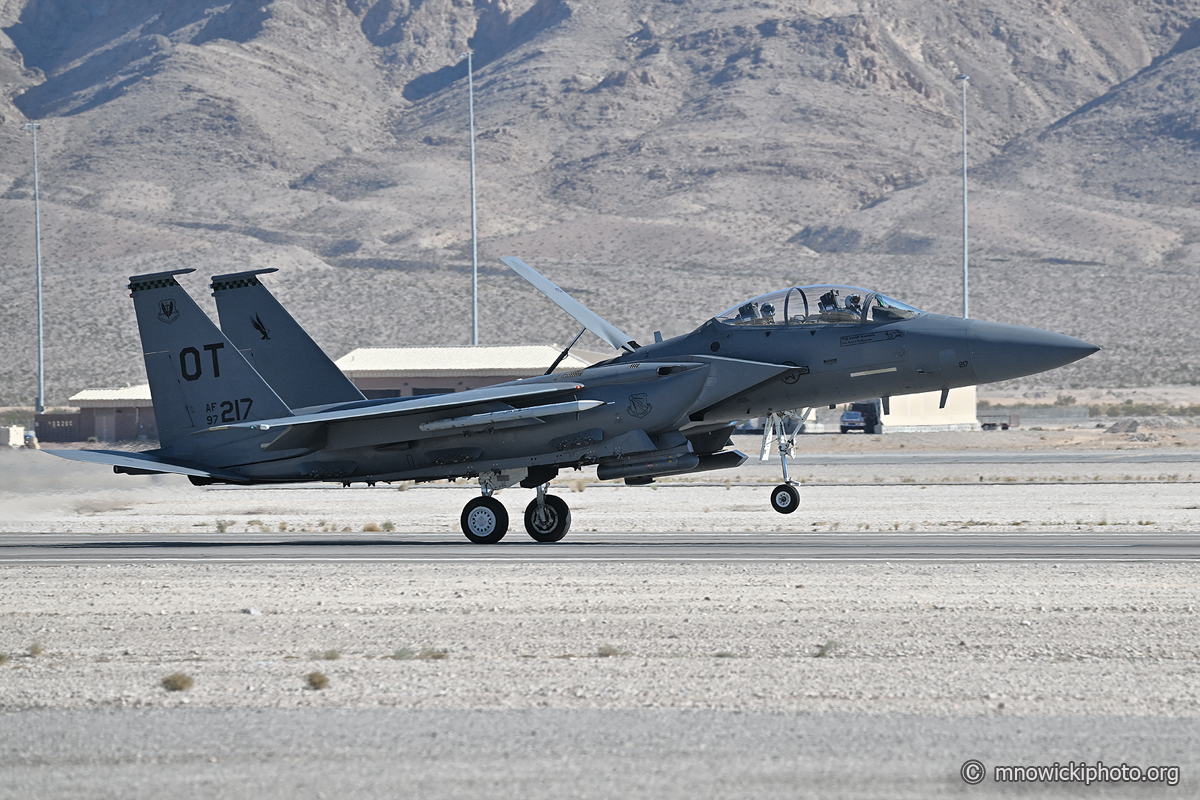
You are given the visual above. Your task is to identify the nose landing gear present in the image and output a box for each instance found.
[770,483,800,514]
[761,408,810,515]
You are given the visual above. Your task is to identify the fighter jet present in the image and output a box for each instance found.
[47,259,1098,542]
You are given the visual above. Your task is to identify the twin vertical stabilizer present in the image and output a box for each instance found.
[128,269,292,453]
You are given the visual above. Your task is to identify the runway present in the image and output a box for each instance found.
[6,708,1195,800]
[787,449,1200,464]
[2,531,1198,563]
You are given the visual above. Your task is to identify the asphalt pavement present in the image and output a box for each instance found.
[3,708,1194,799]
[1,532,1198,563]
[787,449,1200,464]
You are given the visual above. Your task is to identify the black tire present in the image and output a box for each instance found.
[461,496,508,543]
[840,426,848,434]
[770,483,800,514]
[524,494,571,542]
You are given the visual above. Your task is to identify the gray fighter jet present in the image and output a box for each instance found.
[47,259,1098,542]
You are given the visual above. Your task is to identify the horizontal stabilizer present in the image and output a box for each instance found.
[43,449,250,483]
[499,256,639,352]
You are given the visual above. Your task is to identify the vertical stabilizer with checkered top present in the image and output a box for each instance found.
[210,268,364,409]
[128,269,291,453]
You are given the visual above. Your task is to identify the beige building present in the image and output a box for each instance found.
[67,385,157,442]
[334,345,604,399]
[64,345,608,441]
[879,386,979,432]
[805,386,979,433]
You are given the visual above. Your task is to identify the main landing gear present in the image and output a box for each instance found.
[460,496,509,544]
[760,408,811,515]
[524,484,571,542]
[458,469,573,544]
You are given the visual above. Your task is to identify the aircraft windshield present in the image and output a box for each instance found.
[713,285,922,327]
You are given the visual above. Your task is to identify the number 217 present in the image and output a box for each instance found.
[206,397,253,425]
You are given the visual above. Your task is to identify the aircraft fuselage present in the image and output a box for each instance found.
[199,311,1095,487]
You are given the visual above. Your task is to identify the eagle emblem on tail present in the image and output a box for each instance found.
[251,313,270,340]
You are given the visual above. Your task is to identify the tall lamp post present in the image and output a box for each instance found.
[954,74,969,320]
[22,121,44,414]
[460,50,479,345]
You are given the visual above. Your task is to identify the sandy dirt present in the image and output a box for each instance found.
[1,561,1198,719]
[2,431,1197,721]
[3,428,1199,533]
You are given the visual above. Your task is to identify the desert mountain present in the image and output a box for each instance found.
[2,0,1200,404]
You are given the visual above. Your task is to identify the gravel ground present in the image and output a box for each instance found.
[3,480,1199,533]
[3,439,1200,534]
[1,560,1197,718]
[3,432,1198,798]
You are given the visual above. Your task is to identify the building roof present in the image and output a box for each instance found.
[334,345,602,378]
[69,346,611,407]
[69,385,153,408]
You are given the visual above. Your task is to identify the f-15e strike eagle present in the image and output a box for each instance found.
[47,258,1097,543]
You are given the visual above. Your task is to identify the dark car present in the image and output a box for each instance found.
[840,410,867,433]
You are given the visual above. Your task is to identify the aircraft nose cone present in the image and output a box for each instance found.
[968,321,1100,384]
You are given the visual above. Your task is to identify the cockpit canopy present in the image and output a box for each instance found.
[714,285,922,327]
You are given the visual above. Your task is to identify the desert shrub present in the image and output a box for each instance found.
[392,647,448,660]
[161,672,194,691]
[814,640,838,658]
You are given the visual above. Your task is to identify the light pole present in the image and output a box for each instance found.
[954,74,969,319]
[22,121,44,414]
[460,50,479,345]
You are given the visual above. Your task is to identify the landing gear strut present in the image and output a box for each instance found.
[524,483,571,542]
[761,408,811,515]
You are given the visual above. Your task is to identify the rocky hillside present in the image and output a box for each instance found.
[2,0,1200,404]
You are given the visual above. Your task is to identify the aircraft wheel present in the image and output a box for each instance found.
[770,483,799,515]
[461,496,508,543]
[524,494,571,542]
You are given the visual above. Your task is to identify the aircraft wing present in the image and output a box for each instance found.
[499,256,639,352]
[199,380,586,433]
[43,449,251,483]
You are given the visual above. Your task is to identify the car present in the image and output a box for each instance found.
[840,410,867,433]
